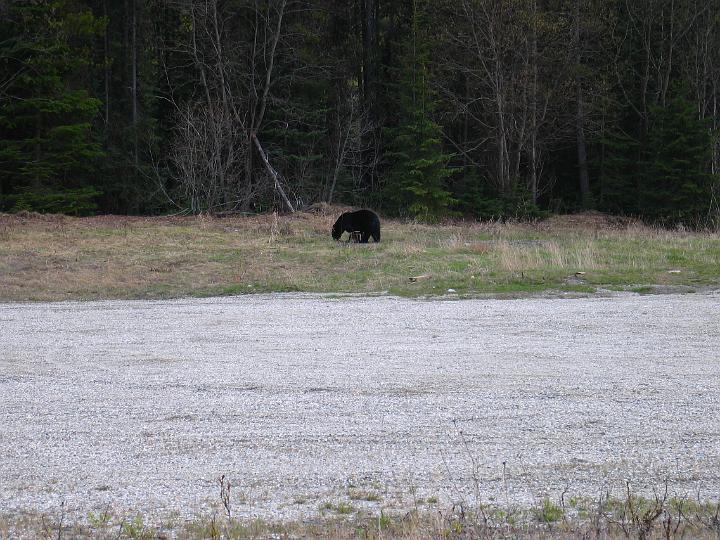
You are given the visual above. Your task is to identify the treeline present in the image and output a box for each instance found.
[1,0,719,224]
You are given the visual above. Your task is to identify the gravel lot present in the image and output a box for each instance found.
[1,292,719,524]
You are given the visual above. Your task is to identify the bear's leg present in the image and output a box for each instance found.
[360,232,370,243]
[370,222,380,242]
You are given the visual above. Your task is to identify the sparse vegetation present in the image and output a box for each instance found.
[0,209,719,302]
[3,489,720,539]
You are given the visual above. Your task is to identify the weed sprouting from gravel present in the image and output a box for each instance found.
[319,500,356,515]
[121,515,153,540]
[348,489,382,502]
[87,505,112,529]
[219,474,232,520]
[534,497,564,523]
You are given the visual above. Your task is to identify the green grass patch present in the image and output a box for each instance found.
[631,286,656,294]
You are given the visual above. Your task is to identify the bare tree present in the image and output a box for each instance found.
[441,0,567,202]
[171,101,249,213]
[167,0,291,214]
[326,84,377,203]
[612,0,706,127]
[681,0,720,174]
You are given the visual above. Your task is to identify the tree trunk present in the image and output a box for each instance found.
[496,78,510,195]
[33,114,42,188]
[361,0,378,117]
[211,0,229,206]
[576,89,591,208]
[131,0,138,167]
[242,138,254,211]
[360,0,378,192]
[575,0,591,208]
[529,0,538,204]
[328,102,343,203]
[103,0,110,128]
[713,87,718,175]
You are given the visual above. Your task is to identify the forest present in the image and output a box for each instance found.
[1,0,719,225]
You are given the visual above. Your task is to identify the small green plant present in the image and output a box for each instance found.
[490,508,508,522]
[319,500,355,514]
[336,502,355,514]
[349,489,382,502]
[122,515,153,539]
[534,498,564,523]
[87,507,112,528]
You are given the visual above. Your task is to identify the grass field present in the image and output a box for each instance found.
[1,208,719,301]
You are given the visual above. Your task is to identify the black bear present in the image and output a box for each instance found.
[331,209,381,243]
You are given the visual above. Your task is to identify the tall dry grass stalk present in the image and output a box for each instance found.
[496,240,599,273]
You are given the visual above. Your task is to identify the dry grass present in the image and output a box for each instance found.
[0,209,718,301]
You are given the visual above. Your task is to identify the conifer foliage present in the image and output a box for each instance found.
[0,0,104,214]
[640,93,717,225]
[382,0,457,221]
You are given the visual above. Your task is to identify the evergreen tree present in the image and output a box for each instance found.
[382,0,456,221]
[598,129,641,215]
[639,93,718,225]
[94,0,165,214]
[0,0,104,213]
[599,92,718,225]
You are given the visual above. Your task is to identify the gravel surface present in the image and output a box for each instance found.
[1,292,719,523]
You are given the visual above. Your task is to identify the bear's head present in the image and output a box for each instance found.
[331,215,344,240]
